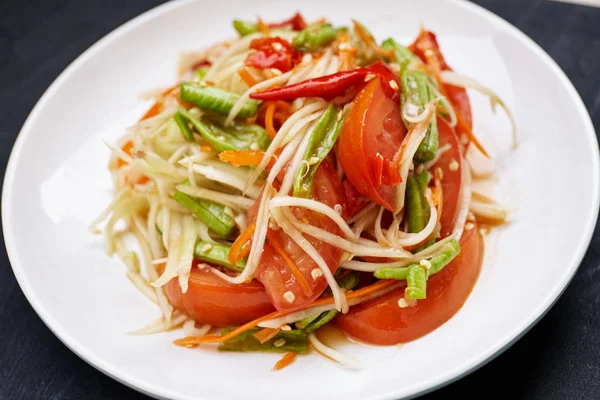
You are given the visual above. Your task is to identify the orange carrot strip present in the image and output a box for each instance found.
[219,150,266,167]
[229,223,256,265]
[266,231,312,297]
[140,102,162,121]
[264,101,278,139]
[352,20,394,59]
[173,279,398,347]
[273,352,297,371]
[238,67,258,87]
[200,143,213,152]
[257,18,270,35]
[254,327,281,344]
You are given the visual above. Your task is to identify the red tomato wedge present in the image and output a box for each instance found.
[337,78,407,212]
[336,221,483,345]
[251,161,346,311]
[436,117,463,238]
[409,30,472,129]
[165,264,275,327]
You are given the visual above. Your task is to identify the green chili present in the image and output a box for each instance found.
[373,239,461,281]
[219,327,308,353]
[233,19,258,36]
[180,82,260,118]
[193,240,245,272]
[173,191,235,237]
[293,24,341,52]
[293,104,343,198]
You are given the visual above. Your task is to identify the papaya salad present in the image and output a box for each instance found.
[92,13,515,368]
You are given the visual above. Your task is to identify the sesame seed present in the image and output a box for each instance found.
[301,54,313,64]
[461,134,469,145]
[364,73,376,82]
[268,220,279,230]
[280,324,292,332]
[311,268,323,280]
[273,338,286,347]
[339,42,353,51]
[308,156,320,165]
[334,204,343,215]
[270,68,282,76]
[465,222,475,231]
[389,80,399,91]
[419,259,432,269]
[283,291,295,303]
[449,159,460,171]
[201,243,212,253]
[217,136,226,141]
[249,142,259,150]
[272,42,283,51]
[424,49,435,57]
[467,212,476,221]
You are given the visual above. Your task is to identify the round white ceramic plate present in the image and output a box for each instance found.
[3,0,599,399]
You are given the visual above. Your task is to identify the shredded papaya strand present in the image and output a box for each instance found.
[219,150,266,167]
[238,67,258,87]
[200,143,213,152]
[352,20,394,59]
[433,75,489,158]
[228,223,256,265]
[173,279,397,347]
[266,230,312,297]
[273,352,298,371]
[264,102,278,139]
[257,18,270,35]
[254,327,281,344]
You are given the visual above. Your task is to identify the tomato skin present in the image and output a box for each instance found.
[338,78,406,212]
[436,117,463,238]
[409,30,472,128]
[253,160,347,311]
[336,222,483,345]
[165,265,275,327]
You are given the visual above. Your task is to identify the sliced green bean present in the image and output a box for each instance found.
[406,175,425,234]
[293,104,342,198]
[219,327,308,353]
[381,38,420,64]
[293,24,342,52]
[304,310,338,333]
[180,82,260,118]
[174,110,195,142]
[405,265,427,299]
[233,20,258,36]
[193,240,245,272]
[173,191,235,237]
[374,239,461,280]
[412,72,439,162]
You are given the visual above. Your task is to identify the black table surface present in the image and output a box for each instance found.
[2,0,600,399]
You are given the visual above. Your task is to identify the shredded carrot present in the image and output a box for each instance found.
[117,141,134,168]
[229,223,255,265]
[352,20,394,59]
[140,101,162,121]
[254,327,281,344]
[219,150,266,167]
[312,17,328,25]
[257,18,270,35]
[266,230,312,297]
[264,101,278,139]
[273,352,297,371]
[336,32,357,71]
[200,143,213,153]
[173,279,398,348]
[238,67,258,87]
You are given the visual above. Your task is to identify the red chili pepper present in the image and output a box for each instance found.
[245,37,298,73]
[249,61,400,103]
[267,12,307,31]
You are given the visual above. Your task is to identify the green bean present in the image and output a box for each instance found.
[173,110,195,142]
[219,327,308,353]
[381,38,420,64]
[233,20,258,36]
[304,310,338,333]
[193,240,245,272]
[180,82,260,118]
[292,24,341,52]
[373,239,461,280]
[173,191,235,237]
[406,175,425,234]
[413,72,439,162]
[293,104,343,198]
[405,265,427,299]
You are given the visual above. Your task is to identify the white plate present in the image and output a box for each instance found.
[3,0,599,399]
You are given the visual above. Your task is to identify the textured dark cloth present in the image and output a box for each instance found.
[1,1,599,399]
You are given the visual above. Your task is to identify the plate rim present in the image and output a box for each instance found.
[2,0,599,399]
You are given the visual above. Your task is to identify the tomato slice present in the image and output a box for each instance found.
[409,30,472,128]
[254,160,347,311]
[165,264,275,327]
[436,117,463,238]
[337,78,406,212]
[336,221,483,345]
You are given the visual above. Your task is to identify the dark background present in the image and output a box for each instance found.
[1,0,599,399]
